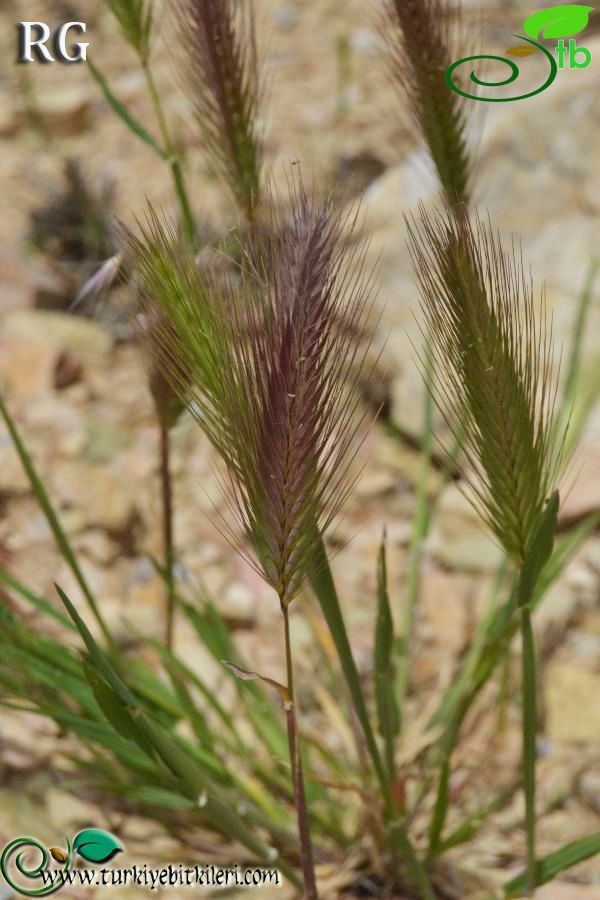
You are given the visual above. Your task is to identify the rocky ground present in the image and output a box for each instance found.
[1,0,600,897]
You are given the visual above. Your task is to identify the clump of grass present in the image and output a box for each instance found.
[382,0,471,204]
[4,1,600,895]
[125,183,382,898]
[407,203,565,891]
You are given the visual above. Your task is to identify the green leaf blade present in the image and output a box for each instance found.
[374,536,399,781]
[87,60,167,159]
[517,491,559,608]
[504,832,600,896]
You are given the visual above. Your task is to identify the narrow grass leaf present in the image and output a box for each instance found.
[504,832,600,897]
[309,535,389,801]
[56,584,133,704]
[82,660,153,752]
[0,394,112,646]
[517,491,559,608]
[87,60,168,160]
[374,535,399,781]
[0,570,74,629]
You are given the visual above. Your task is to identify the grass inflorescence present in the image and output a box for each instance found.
[1,1,599,898]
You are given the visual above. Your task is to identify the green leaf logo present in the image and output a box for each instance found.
[523,5,595,40]
[72,829,122,864]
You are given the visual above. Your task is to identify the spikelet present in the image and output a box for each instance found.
[125,182,375,605]
[407,204,562,564]
[383,0,471,204]
[107,0,154,60]
[175,0,262,222]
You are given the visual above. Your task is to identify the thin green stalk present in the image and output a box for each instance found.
[427,698,465,859]
[281,604,319,900]
[142,60,196,247]
[520,604,538,893]
[309,536,389,796]
[397,349,434,724]
[390,823,437,900]
[309,538,435,897]
[158,417,175,650]
[0,393,115,651]
[514,493,559,892]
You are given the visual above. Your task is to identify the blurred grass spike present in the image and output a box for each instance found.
[107,0,154,62]
[126,183,376,609]
[126,179,383,899]
[407,204,564,565]
[383,0,471,204]
[175,0,263,222]
[408,202,565,891]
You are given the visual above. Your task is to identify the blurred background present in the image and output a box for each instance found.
[1,0,600,896]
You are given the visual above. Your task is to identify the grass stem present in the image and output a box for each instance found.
[397,348,434,725]
[390,823,437,900]
[0,393,115,652]
[158,417,175,651]
[520,603,538,893]
[282,604,319,900]
[142,59,196,247]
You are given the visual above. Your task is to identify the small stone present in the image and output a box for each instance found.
[3,310,113,370]
[53,462,138,539]
[73,529,119,566]
[274,6,299,30]
[354,469,398,499]
[546,663,600,743]
[0,431,30,494]
[54,350,84,389]
[220,581,256,624]
[36,85,93,136]
[46,788,104,832]
[579,766,600,815]
[428,483,503,572]
[0,101,18,138]
[536,886,600,900]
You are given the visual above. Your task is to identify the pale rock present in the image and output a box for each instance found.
[0,788,55,845]
[428,483,503,572]
[52,461,138,537]
[0,429,30,494]
[3,310,113,370]
[0,331,58,400]
[36,84,93,136]
[73,529,119,566]
[579,766,600,815]
[220,580,256,623]
[536,885,600,900]
[0,101,18,139]
[354,468,398,499]
[546,663,600,743]
[560,401,600,519]
[46,787,104,832]
[274,6,299,30]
